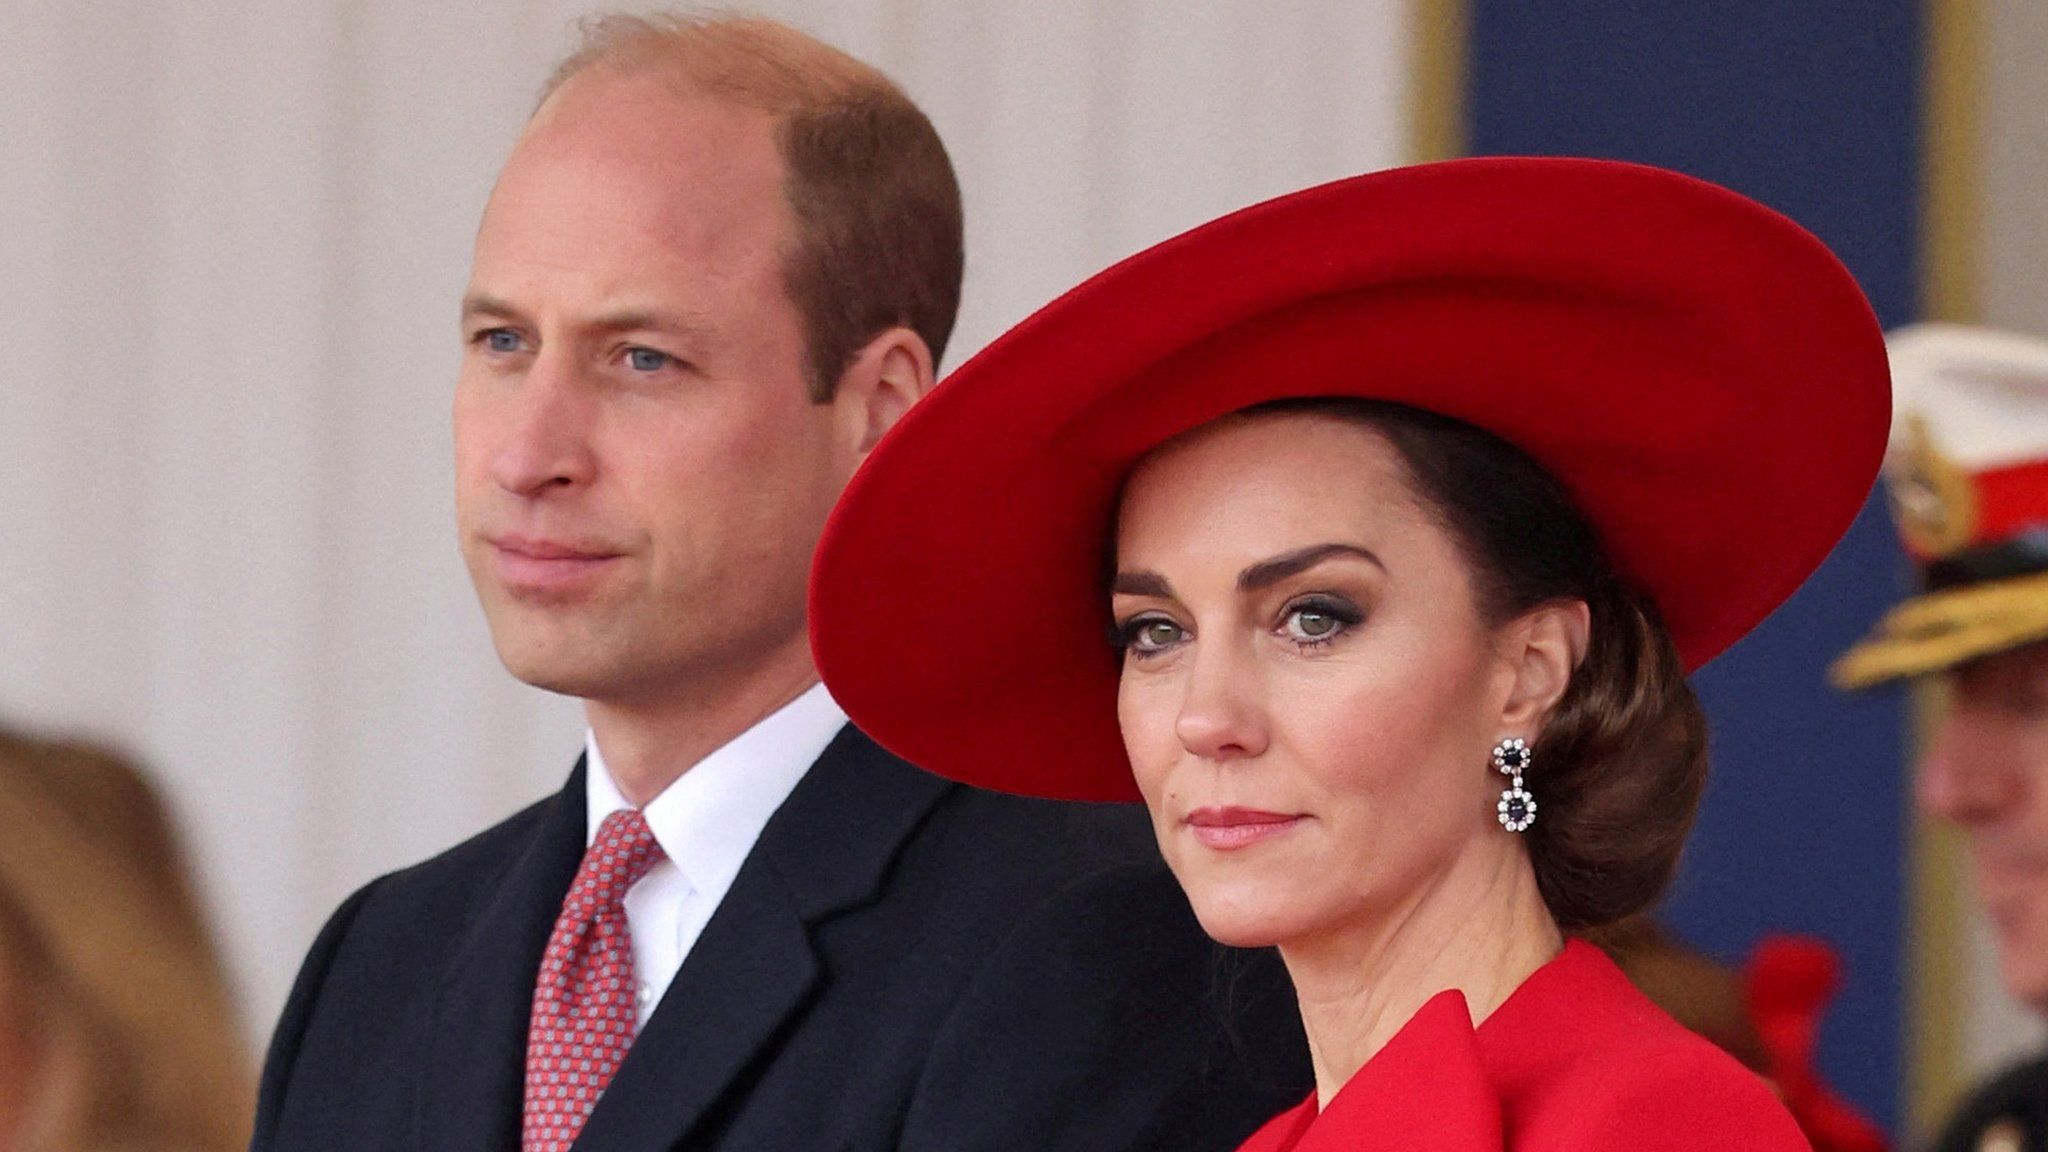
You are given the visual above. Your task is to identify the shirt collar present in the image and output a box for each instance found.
[584,682,848,895]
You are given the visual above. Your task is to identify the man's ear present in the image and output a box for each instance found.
[1498,599,1591,732]
[832,326,936,455]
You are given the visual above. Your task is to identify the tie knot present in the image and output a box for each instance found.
[569,808,665,910]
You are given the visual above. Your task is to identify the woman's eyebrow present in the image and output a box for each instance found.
[1237,543,1383,592]
[1111,571,1173,597]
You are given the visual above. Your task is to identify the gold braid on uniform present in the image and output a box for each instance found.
[1831,570,2048,688]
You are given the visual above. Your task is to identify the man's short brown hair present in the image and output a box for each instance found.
[543,13,964,400]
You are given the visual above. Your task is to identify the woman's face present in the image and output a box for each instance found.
[1112,411,1533,950]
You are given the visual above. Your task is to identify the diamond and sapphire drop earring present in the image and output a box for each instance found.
[1492,737,1536,832]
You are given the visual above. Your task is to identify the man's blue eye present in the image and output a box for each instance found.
[627,348,671,372]
[485,329,520,353]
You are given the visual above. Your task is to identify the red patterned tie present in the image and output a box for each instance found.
[522,808,665,1152]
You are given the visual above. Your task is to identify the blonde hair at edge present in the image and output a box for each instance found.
[0,730,250,1152]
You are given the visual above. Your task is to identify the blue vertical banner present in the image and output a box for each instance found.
[1463,0,1921,1132]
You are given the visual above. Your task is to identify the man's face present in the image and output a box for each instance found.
[1922,641,2048,1009]
[455,75,854,707]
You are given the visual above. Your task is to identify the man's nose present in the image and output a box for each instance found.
[1918,729,2025,827]
[488,353,597,497]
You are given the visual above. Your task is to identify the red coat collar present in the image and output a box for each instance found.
[1236,939,1734,1152]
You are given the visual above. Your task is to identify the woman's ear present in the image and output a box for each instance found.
[1499,599,1591,730]
[832,326,936,455]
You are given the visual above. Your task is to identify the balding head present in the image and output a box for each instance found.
[535,14,963,399]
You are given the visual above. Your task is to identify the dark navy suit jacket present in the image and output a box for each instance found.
[251,726,1309,1151]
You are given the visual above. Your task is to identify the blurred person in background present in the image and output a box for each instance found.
[251,13,1305,1152]
[0,726,251,1152]
[1835,324,2048,1152]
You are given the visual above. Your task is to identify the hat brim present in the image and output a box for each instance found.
[812,157,1891,802]
[1832,571,2048,688]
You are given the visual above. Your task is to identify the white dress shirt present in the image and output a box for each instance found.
[583,682,848,1030]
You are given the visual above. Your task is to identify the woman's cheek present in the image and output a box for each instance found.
[1118,676,1176,786]
[1272,665,1391,776]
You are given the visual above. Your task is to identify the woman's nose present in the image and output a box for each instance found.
[1173,645,1270,762]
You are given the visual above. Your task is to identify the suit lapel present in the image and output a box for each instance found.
[416,758,588,1152]
[573,727,952,1152]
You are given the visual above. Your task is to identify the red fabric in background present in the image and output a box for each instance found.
[1746,936,1889,1152]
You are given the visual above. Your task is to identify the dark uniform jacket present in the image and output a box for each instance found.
[251,726,1309,1152]
[1933,1055,2048,1152]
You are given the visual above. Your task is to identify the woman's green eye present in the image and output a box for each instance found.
[1139,621,1182,648]
[1283,599,1360,643]
[1296,611,1336,637]
[1115,617,1186,654]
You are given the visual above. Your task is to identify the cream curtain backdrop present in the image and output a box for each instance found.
[0,1,1415,1039]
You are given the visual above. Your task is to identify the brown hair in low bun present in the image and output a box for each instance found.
[1522,580,1708,928]
[1251,398,1710,931]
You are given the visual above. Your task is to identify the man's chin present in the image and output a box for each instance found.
[488,628,628,701]
[1996,952,2048,1014]
[488,629,697,707]
[498,657,610,700]
[1988,912,2048,1012]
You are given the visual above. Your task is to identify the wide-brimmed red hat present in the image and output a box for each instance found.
[811,156,1890,802]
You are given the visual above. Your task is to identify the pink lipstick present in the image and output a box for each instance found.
[1184,807,1303,851]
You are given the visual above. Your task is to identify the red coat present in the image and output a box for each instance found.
[1238,940,1811,1152]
